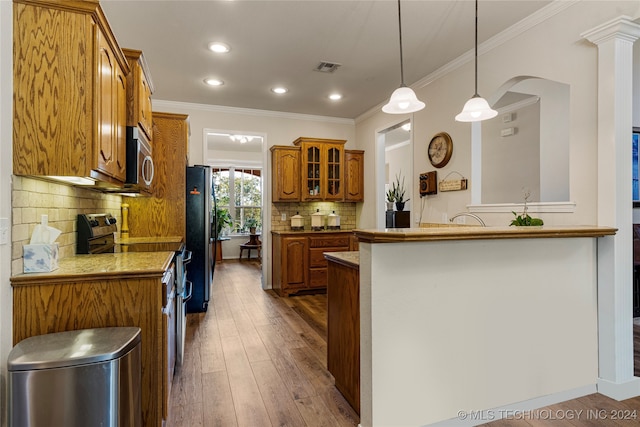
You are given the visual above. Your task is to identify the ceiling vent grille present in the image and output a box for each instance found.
[314,61,342,73]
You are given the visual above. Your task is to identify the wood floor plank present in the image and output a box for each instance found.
[251,359,307,426]
[294,395,342,427]
[221,334,272,426]
[202,370,238,427]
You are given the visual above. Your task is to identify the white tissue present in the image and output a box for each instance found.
[30,215,61,244]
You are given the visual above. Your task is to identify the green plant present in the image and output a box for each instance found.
[215,207,233,238]
[244,217,259,229]
[391,173,410,203]
[509,189,543,226]
[386,188,396,203]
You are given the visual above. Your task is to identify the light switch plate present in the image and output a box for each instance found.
[0,218,8,245]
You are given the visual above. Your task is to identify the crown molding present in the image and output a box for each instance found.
[355,0,580,124]
[153,99,354,125]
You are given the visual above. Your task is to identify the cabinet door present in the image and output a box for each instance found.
[140,70,153,141]
[282,237,308,290]
[324,143,344,201]
[114,63,128,181]
[96,29,117,178]
[345,150,364,202]
[301,144,322,201]
[271,147,300,201]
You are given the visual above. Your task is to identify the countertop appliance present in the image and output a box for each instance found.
[76,213,118,254]
[186,165,215,313]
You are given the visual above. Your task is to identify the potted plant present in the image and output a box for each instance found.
[386,188,395,211]
[214,206,233,238]
[244,217,259,234]
[510,189,543,226]
[392,172,410,211]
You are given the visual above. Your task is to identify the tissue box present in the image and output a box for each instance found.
[23,244,59,273]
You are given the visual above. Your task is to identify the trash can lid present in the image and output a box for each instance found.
[8,327,141,371]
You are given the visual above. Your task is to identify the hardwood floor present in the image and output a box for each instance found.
[169,260,640,426]
[168,260,359,426]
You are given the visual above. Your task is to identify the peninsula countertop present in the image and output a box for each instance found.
[11,251,174,285]
[324,251,359,268]
[353,225,617,243]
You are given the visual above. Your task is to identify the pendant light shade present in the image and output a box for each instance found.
[455,0,497,122]
[382,0,425,114]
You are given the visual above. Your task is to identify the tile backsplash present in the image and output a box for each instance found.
[271,202,356,232]
[11,176,123,275]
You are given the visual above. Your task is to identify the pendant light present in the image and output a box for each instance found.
[455,0,497,122]
[382,0,425,114]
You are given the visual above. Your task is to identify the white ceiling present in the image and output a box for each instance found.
[101,0,552,120]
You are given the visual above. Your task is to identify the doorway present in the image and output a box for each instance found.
[376,120,413,229]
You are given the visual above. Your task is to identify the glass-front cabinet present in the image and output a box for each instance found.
[294,137,346,201]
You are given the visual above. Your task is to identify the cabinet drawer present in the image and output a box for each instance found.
[309,268,327,288]
[310,247,350,267]
[309,235,350,248]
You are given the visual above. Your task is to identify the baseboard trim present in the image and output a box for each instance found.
[424,384,597,427]
[597,377,640,401]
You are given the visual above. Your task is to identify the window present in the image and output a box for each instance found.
[212,167,262,234]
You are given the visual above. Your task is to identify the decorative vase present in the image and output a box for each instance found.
[386,201,394,211]
[395,201,405,211]
[249,227,257,235]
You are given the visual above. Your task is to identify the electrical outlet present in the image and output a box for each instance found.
[0,218,8,245]
[281,213,287,221]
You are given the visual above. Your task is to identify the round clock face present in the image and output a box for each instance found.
[428,132,453,168]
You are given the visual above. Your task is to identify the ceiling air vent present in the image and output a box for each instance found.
[314,61,342,73]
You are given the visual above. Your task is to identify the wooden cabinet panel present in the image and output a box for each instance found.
[122,48,154,142]
[271,146,301,202]
[126,112,188,238]
[309,235,350,248]
[327,259,360,414]
[283,237,308,289]
[12,276,165,427]
[13,0,129,185]
[345,150,364,202]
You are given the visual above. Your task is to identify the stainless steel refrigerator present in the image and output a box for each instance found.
[185,165,215,312]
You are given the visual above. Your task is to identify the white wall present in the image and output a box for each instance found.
[356,1,640,228]
[0,2,12,425]
[153,100,356,288]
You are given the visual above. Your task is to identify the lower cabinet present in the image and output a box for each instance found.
[11,263,173,427]
[272,231,352,297]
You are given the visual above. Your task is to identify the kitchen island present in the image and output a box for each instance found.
[353,225,616,427]
[11,251,175,427]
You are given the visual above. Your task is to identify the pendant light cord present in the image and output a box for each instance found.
[473,0,479,97]
[396,0,406,87]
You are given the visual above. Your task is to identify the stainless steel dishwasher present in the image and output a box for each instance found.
[8,327,142,427]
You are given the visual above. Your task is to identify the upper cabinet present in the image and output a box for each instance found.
[345,150,364,202]
[13,0,130,187]
[271,137,364,203]
[122,48,155,142]
[271,146,301,202]
[294,137,346,202]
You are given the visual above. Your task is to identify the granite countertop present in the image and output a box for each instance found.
[11,251,174,285]
[354,225,617,243]
[324,251,359,268]
[271,229,355,235]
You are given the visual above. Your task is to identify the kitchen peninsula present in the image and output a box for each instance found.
[354,225,616,426]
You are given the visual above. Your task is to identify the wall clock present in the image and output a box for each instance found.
[428,132,453,168]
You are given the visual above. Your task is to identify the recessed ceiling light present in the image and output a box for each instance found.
[329,93,342,101]
[208,42,230,53]
[271,87,288,94]
[204,78,224,86]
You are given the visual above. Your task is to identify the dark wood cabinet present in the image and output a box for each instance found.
[326,254,360,414]
[272,232,352,296]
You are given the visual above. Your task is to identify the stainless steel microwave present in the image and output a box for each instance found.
[126,126,154,194]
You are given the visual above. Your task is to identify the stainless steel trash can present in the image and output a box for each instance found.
[8,327,142,427]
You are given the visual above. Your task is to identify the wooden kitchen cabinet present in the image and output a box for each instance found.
[122,48,155,142]
[272,231,352,296]
[125,112,188,238]
[294,137,346,201]
[11,252,175,427]
[345,150,365,202]
[13,0,130,186]
[271,145,301,202]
